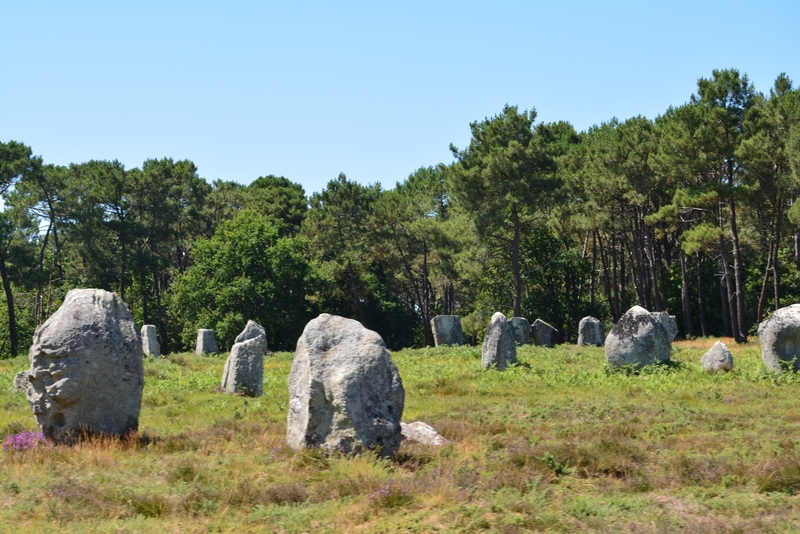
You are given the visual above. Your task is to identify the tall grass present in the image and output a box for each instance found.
[3,339,800,532]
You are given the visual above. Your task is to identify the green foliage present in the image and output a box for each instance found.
[5,341,800,531]
[4,67,800,359]
[170,210,313,351]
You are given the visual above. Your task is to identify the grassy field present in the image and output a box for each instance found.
[3,339,800,533]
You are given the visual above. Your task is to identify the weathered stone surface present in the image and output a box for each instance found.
[758,304,800,372]
[26,289,144,443]
[430,315,464,346]
[701,340,734,372]
[531,319,558,348]
[482,312,517,370]
[287,314,404,458]
[509,317,531,345]
[221,320,267,396]
[12,370,29,393]
[651,312,678,342]
[141,325,160,357]
[604,306,670,369]
[195,329,219,355]
[401,421,448,446]
[577,316,605,346]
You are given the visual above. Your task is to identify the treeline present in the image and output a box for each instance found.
[1,68,799,355]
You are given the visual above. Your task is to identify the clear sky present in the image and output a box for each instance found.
[2,1,798,196]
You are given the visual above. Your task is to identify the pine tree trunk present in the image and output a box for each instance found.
[728,197,748,342]
[756,242,774,325]
[0,254,18,357]
[680,248,693,336]
[697,253,709,336]
[511,206,522,318]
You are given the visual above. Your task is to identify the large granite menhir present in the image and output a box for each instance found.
[141,324,160,357]
[759,304,800,372]
[531,319,558,348]
[604,305,670,370]
[509,317,531,345]
[287,314,404,458]
[221,320,267,396]
[482,312,517,370]
[577,316,604,346]
[651,312,678,342]
[430,315,464,346]
[195,329,219,355]
[26,289,144,443]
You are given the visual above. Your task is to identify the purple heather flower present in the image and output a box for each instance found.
[2,431,47,452]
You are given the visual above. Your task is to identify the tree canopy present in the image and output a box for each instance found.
[2,67,800,356]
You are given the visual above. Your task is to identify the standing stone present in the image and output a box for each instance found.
[701,340,734,372]
[430,315,464,346]
[12,370,30,393]
[531,319,558,348]
[604,305,670,370]
[509,317,531,345]
[651,312,678,342]
[287,314,404,458]
[577,316,605,346]
[141,325,160,357]
[221,320,267,397]
[758,304,800,372]
[195,329,219,355]
[401,421,448,446]
[482,312,517,370]
[26,289,144,443]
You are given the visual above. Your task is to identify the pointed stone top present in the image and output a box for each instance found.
[491,312,508,323]
[235,320,266,344]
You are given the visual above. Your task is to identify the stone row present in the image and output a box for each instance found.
[16,288,800,456]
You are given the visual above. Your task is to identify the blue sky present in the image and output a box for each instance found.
[2,1,798,195]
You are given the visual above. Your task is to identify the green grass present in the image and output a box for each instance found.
[4,339,800,532]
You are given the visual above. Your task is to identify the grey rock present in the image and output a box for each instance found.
[12,370,30,393]
[234,320,264,345]
[430,315,464,346]
[758,304,800,372]
[26,289,144,443]
[509,317,531,345]
[195,329,219,355]
[651,312,678,342]
[531,318,558,348]
[701,340,734,372]
[482,312,517,370]
[222,320,267,397]
[287,314,404,458]
[577,316,605,346]
[141,325,160,357]
[401,421,448,446]
[604,305,670,369]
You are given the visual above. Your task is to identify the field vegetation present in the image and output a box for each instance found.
[3,339,800,532]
